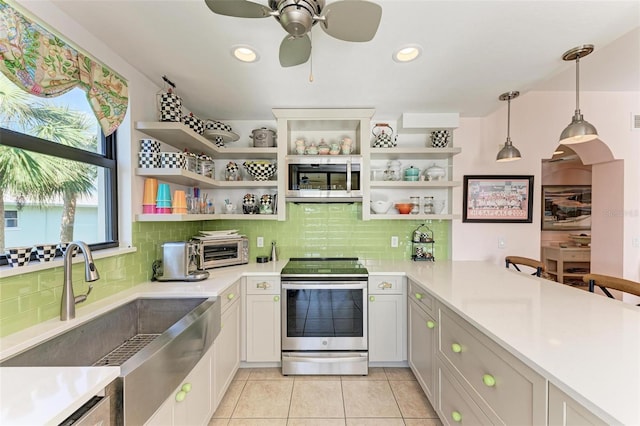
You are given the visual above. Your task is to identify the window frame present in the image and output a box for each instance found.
[4,210,18,228]
[0,127,119,252]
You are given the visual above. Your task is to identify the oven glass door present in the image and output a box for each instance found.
[281,281,367,351]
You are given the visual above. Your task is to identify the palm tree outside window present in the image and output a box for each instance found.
[0,71,118,258]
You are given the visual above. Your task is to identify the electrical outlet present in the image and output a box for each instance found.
[391,236,399,248]
[498,237,506,249]
[257,237,264,248]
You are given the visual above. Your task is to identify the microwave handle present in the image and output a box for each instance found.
[346,159,352,194]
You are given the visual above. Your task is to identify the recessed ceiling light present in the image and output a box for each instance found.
[393,44,422,63]
[232,45,259,63]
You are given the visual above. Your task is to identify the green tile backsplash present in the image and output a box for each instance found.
[0,204,449,337]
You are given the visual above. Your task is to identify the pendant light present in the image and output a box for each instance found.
[496,91,522,162]
[559,44,598,144]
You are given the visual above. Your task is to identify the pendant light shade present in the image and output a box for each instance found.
[496,91,522,162]
[559,45,598,145]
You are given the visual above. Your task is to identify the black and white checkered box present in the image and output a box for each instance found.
[138,152,159,168]
[6,247,32,267]
[139,138,160,154]
[159,92,182,122]
[161,152,186,169]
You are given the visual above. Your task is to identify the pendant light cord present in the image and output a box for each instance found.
[574,56,580,113]
[506,98,511,140]
[309,31,314,83]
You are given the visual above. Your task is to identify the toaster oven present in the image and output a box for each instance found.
[196,237,249,269]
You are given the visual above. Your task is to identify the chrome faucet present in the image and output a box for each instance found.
[60,241,100,321]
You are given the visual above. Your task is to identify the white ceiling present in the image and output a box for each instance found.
[45,0,640,120]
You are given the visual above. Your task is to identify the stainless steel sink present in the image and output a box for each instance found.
[1,297,221,425]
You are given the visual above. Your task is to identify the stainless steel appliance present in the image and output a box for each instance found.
[281,257,368,375]
[286,156,363,201]
[196,236,249,269]
[155,241,209,281]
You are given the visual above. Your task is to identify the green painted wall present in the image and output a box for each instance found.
[0,203,449,337]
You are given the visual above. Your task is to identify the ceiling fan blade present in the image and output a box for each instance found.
[279,34,311,67]
[204,0,272,18]
[321,0,382,42]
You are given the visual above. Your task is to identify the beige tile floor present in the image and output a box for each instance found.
[209,367,443,426]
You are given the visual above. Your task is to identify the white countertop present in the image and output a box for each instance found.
[0,366,119,425]
[0,260,285,425]
[1,259,638,425]
[368,260,640,425]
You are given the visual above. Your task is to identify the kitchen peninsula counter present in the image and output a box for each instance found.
[367,260,639,425]
[1,260,638,425]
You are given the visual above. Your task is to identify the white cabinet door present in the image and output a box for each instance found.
[174,347,212,426]
[246,293,281,362]
[548,383,608,426]
[408,298,437,403]
[213,296,241,409]
[369,294,406,362]
[145,346,213,426]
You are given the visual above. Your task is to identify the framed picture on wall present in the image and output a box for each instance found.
[541,185,591,231]
[462,175,534,223]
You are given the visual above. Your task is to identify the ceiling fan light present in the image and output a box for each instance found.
[232,45,259,63]
[393,45,422,63]
[559,112,598,144]
[496,140,522,162]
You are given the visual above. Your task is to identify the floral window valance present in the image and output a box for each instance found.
[0,0,128,136]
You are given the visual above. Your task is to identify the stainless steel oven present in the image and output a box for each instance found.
[281,258,368,375]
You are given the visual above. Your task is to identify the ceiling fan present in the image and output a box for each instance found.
[204,0,382,67]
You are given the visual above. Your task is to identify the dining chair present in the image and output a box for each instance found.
[582,273,640,304]
[505,256,546,277]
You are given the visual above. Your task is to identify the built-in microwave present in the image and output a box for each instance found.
[286,155,363,201]
[195,237,249,269]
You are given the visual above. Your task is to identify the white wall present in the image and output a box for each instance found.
[452,90,640,283]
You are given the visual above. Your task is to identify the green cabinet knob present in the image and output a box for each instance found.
[482,374,496,387]
[415,293,423,300]
[181,383,192,393]
[227,293,235,300]
[369,296,375,302]
[175,390,186,402]
[451,343,462,353]
[274,295,280,302]
[426,320,435,329]
[451,411,462,422]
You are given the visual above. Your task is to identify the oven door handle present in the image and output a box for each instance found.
[282,283,366,290]
[282,354,367,363]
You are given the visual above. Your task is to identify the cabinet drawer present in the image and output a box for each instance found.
[246,276,280,295]
[408,280,434,315]
[563,251,590,262]
[369,275,405,294]
[219,279,241,313]
[438,361,491,426]
[438,304,546,425]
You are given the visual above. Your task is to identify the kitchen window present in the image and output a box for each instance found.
[0,72,118,258]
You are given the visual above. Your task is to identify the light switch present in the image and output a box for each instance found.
[391,236,399,248]
[257,237,264,247]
